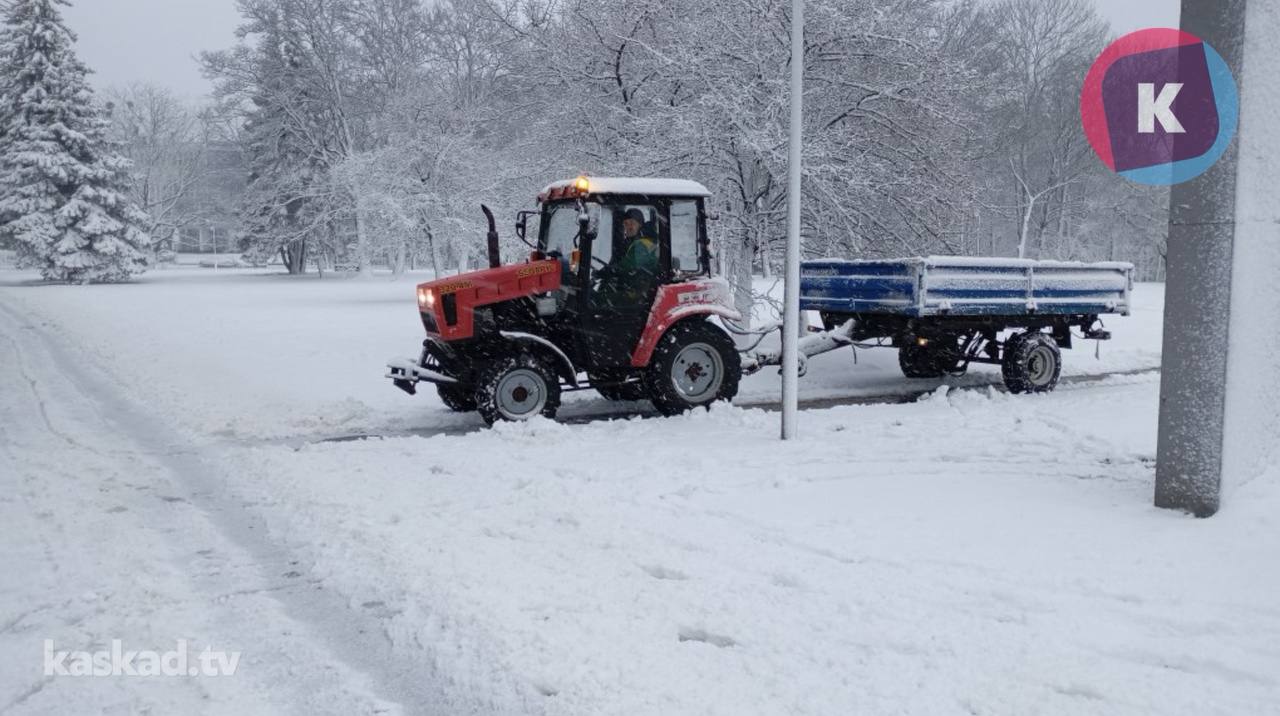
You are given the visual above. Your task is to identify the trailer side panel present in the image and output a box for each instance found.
[801,257,1134,319]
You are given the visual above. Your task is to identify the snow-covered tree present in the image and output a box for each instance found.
[104,83,209,255]
[228,11,326,274]
[0,0,152,283]
[202,0,1170,282]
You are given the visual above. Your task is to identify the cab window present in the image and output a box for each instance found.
[670,199,700,276]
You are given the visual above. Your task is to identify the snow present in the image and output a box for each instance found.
[0,268,1164,442]
[0,296,399,713]
[541,177,713,198]
[2,265,1274,714]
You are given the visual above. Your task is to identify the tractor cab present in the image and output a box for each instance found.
[532,177,717,370]
[387,176,743,424]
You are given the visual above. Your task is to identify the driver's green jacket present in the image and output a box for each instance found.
[616,236,658,276]
[598,236,658,307]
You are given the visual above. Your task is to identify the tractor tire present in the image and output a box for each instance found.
[436,383,476,412]
[474,354,561,424]
[645,321,741,417]
[589,371,648,402]
[1002,332,1062,394]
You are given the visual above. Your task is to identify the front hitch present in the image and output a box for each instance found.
[385,356,460,396]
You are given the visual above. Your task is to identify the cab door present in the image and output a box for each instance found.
[576,201,667,368]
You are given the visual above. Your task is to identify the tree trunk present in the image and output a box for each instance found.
[426,227,441,279]
[1017,200,1035,260]
[391,242,407,276]
[355,194,373,278]
[730,229,755,328]
[281,240,308,275]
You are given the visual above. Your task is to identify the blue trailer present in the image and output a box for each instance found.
[748,256,1134,393]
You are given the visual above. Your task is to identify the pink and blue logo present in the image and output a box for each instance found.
[1081,28,1238,186]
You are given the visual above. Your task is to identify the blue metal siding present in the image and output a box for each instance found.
[800,257,1133,318]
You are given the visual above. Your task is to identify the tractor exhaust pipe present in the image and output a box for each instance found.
[481,204,500,268]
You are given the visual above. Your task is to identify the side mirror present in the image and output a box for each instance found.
[515,210,539,249]
[574,199,598,245]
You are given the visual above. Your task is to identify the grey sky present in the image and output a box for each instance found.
[61,0,1182,97]
[62,0,242,98]
[1102,0,1181,36]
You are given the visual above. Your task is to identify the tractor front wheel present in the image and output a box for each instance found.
[474,354,561,424]
[436,383,477,412]
[645,321,741,416]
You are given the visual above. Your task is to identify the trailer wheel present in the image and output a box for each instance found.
[1002,332,1062,394]
[646,321,741,416]
[900,345,964,379]
[474,354,561,424]
[899,339,968,378]
[898,346,943,379]
[436,383,476,412]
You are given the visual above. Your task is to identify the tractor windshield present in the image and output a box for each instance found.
[540,201,589,258]
[541,200,627,266]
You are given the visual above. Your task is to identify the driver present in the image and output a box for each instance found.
[615,208,658,278]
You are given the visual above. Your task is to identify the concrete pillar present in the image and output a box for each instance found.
[1157,0,1280,516]
[1154,0,1247,517]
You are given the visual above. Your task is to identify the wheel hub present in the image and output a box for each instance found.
[496,368,546,419]
[1027,346,1055,385]
[671,342,724,402]
[684,362,706,382]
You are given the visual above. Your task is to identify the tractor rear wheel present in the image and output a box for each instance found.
[645,321,741,416]
[436,383,477,412]
[474,354,561,424]
[1001,332,1062,394]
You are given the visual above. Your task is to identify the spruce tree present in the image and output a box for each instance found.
[233,14,323,275]
[0,0,151,283]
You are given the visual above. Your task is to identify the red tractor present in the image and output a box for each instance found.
[386,176,745,424]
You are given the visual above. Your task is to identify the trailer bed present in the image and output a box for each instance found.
[800,256,1134,318]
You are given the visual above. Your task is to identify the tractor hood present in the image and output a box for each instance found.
[415,258,563,341]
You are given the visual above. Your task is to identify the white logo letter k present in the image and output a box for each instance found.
[1138,83,1186,134]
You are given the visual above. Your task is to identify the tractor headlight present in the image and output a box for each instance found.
[418,288,435,310]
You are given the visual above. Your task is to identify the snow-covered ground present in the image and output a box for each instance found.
[0,268,1164,442]
[2,266,1277,715]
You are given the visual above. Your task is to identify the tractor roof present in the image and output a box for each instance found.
[541,176,712,199]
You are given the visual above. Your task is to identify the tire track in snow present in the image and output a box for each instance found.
[0,296,468,715]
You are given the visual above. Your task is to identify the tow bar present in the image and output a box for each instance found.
[734,319,857,377]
